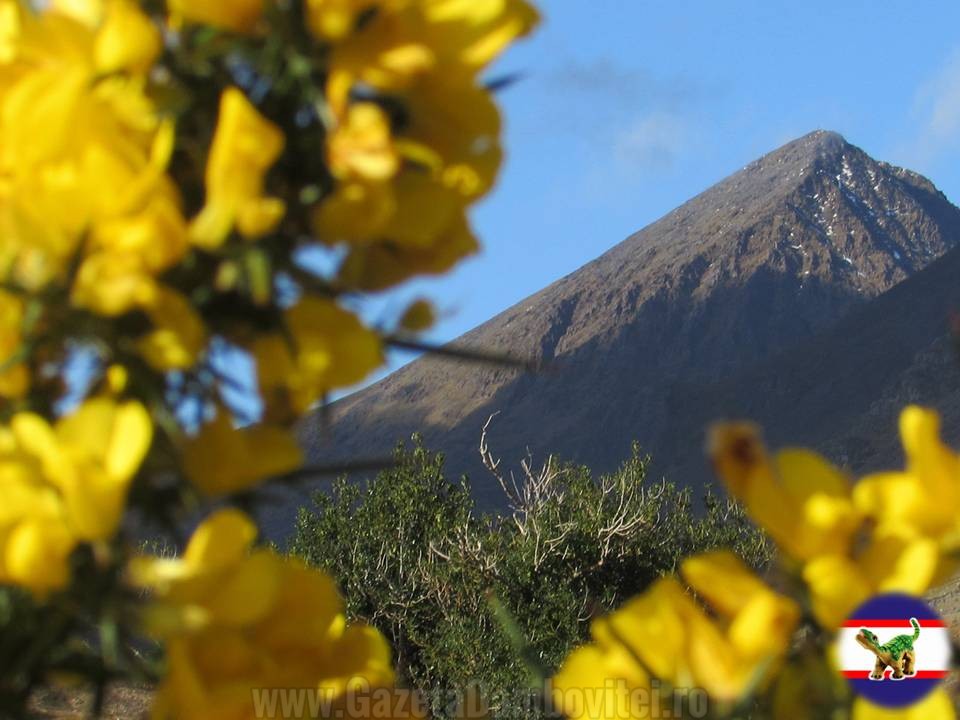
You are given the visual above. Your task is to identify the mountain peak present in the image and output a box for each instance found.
[282,134,960,532]
[715,130,854,198]
[793,128,848,153]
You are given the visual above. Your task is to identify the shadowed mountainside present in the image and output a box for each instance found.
[288,130,960,529]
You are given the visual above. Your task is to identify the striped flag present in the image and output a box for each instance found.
[836,593,951,708]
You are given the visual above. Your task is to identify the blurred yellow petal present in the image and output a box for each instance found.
[0,289,27,399]
[329,102,399,181]
[313,179,396,244]
[399,299,435,332]
[776,448,851,498]
[57,398,152,482]
[52,0,103,26]
[256,560,344,648]
[71,251,157,316]
[337,210,479,290]
[706,421,767,500]
[729,591,800,661]
[183,509,258,573]
[199,550,282,626]
[137,286,207,371]
[422,0,540,70]
[860,533,940,596]
[681,550,770,616]
[553,644,651,720]
[53,398,152,540]
[5,518,74,595]
[10,413,67,478]
[236,197,285,239]
[802,554,871,630]
[167,0,264,33]
[190,88,285,248]
[254,298,383,417]
[94,0,161,74]
[182,410,303,496]
[601,578,692,687]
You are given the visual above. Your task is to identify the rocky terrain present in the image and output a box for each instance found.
[291,130,960,525]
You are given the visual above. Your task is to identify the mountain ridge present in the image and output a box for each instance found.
[287,130,960,532]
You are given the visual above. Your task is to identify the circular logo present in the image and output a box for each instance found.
[836,593,951,708]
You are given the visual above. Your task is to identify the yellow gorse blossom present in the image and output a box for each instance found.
[0,0,170,291]
[855,406,960,545]
[181,406,303,496]
[708,422,862,563]
[253,296,383,419]
[710,407,960,629]
[0,0,539,715]
[131,509,407,720]
[0,289,27,398]
[319,0,540,100]
[554,550,800,715]
[190,87,286,250]
[0,396,151,595]
[166,0,267,34]
[310,0,538,290]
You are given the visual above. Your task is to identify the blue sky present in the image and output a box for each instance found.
[357,1,960,387]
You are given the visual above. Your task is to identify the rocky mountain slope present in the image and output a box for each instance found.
[297,130,960,517]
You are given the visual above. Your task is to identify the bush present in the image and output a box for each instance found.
[288,435,770,719]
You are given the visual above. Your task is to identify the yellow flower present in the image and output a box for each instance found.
[73,178,192,319]
[131,509,402,720]
[316,84,498,245]
[801,531,942,630]
[336,206,478,290]
[325,0,539,102]
[130,509,283,630]
[87,177,188,276]
[0,427,74,595]
[855,406,960,544]
[71,251,158,316]
[94,0,162,74]
[420,0,541,73]
[0,0,20,63]
[253,297,382,418]
[681,551,799,664]
[3,517,75,595]
[313,178,398,244]
[305,0,388,41]
[709,415,958,630]
[18,397,153,542]
[181,408,303,496]
[554,551,799,711]
[312,0,533,295]
[0,2,169,290]
[328,102,400,182]
[398,299,435,332]
[0,396,151,595]
[316,151,476,246]
[400,77,503,199]
[708,422,861,563]
[0,289,28,398]
[552,641,655,720]
[166,0,265,34]
[852,687,956,720]
[190,88,286,250]
[137,286,208,371]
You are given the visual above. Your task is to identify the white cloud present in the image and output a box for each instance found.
[903,49,960,166]
[614,111,692,172]
[534,58,706,181]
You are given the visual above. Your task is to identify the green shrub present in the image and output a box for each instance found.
[288,435,769,719]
